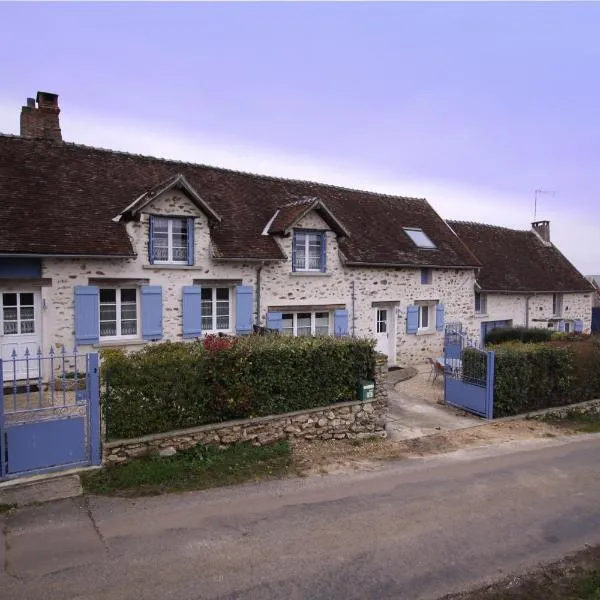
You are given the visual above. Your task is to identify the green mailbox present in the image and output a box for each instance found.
[356,379,375,401]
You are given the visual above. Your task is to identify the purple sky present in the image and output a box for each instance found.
[1,2,599,273]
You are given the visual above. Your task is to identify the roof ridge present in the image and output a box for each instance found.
[0,132,427,204]
[448,219,531,233]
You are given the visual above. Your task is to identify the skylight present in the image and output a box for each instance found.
[403,227,436,249]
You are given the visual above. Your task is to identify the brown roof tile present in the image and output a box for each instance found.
[0,134,479,267]
[448,220,593,293]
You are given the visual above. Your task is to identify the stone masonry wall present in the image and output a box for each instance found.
[103,355,389,464]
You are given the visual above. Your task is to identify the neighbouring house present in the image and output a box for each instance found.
[0,91,484,380]
[448,220,594,343]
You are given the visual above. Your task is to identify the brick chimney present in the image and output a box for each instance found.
[20,91,62,142]
[532,220,551,245]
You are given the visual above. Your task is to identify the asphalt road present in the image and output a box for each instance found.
[2,434,600,600]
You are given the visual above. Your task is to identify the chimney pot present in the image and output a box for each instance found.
[20,90,62,142]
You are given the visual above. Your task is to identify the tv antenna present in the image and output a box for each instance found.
[534,189,556,221]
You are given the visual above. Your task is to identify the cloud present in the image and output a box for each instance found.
[1,100,598,274]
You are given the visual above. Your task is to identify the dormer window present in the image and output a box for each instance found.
[292,230,326,272]
[149,216,194,266]
[403,227,436,249]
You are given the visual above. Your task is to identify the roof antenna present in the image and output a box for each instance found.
[534,189,555,221]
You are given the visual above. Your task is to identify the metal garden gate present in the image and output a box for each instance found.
[444,323,495,419]
[0,348,101,480]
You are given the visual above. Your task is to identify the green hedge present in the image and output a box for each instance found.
[490,339,600,417]
[485,326,552,346]
[102,336,376,440]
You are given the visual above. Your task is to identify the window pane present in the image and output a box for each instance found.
[421,306,429,328]
[100,305,117,321]
[153,217,169,232]
[100,289,116,303]
[2,293,17,307]
[315,312,329,335]
[20,306,34,321]
[20,293,34,306]
[121,289,136,303]
[216,288,229,301]
[121,320,137,336]
[171,218,187,234]
[3,307,17,323]
[404,228,436,249]
[216,315,229,330]
[201,288,213,301]
[20,320,35,334]
[100,322,117,337]
[121,304,137,320]
[297,312,311,336]
[282,313,294,336]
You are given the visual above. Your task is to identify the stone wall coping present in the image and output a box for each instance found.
[104,397,379,449]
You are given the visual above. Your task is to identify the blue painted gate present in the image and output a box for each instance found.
[444,323,495,419]
[0,349,101,480]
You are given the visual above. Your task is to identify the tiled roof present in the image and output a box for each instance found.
[0,134,479,267]
[267,198,350,237]
[448,220,593,293]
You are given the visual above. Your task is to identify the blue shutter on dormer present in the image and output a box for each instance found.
[291,232,297,272]
[74,286,99,345]
[148,216,155,264]
[182,285,202,338]
[186,217,195,266]
[436,304,445,332]
[320,232,327,273]
[266,312,283,332]
[406,305,419,334]
[141,285,163,340]
[334,309,349,337]
[235,285,253,335]
[574,319,583,333]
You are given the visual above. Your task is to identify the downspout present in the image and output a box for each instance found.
[351,280,356,337]
[256,262,264,327]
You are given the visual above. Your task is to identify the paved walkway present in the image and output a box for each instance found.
[385,363,481,440]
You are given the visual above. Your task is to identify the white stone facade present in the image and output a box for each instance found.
[7,190,590,368]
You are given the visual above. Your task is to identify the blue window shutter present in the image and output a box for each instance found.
[334,309,349,337]
[574,319,583,333]
[182,285,202,338]
[406,305,418,334]
[148,216,155,264]
[291,233,297,272]
[320,232,327,273]
[436,303,445,332]
[235,285,253,335]
[141,285,163,340]
[74,286,99,345]
[186,217,195,266]
[266,312,283,332]
[557,320,565,333]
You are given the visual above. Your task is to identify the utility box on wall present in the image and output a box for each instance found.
[356,379,375,401]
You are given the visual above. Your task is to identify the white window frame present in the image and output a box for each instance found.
[1,291,36,336]
[376,308,387,334]
[293,230,323,272]
[201,287,232,334]
[152,216,189,265]
[99,288,139,340]
[281,311,331,336]
[416,301,437,334]
[553,293,563,317]
[475,291,487,315]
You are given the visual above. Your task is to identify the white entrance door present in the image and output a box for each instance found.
[0,291,41,381]
[375,308,389,356]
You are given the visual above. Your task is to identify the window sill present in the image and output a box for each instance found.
[142,265,197,270]
[416,329,437,336]
[474,313,488,318]
[290,272,331,277]
[93,339,149,348]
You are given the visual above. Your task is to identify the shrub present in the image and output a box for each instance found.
[485,326,552,346]
[102,336,376,440]
[489,340,600,417]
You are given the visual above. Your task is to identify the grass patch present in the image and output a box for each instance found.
[0,503,15,514]
[442,545,600,600]
[81,441,294,497]
[541,409,600,433]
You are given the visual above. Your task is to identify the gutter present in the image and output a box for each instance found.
[343,261,479,269]
[0,253,136,259]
